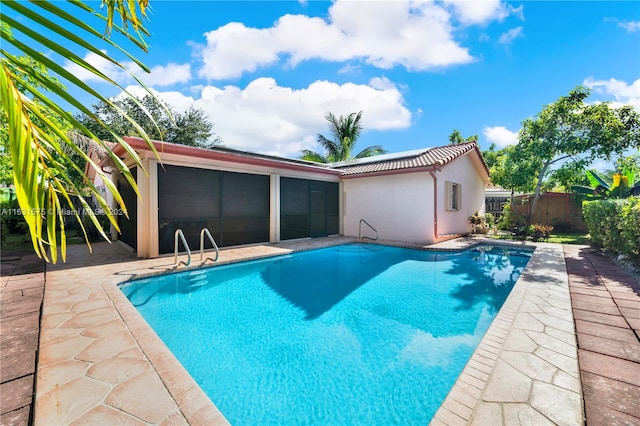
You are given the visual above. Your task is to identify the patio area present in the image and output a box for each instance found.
[1,238,639,425]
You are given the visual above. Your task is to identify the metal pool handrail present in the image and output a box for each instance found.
[174,229,191,267]
[200,228,220,263]
[359,219,379,241]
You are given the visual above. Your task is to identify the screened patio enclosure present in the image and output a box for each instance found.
[157,164,270,254]
[155,166,340,254]
[280,177,339,240]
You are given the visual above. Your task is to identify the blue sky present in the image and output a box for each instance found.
[19,1,640,159]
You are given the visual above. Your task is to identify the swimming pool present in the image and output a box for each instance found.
[120,243,533,424]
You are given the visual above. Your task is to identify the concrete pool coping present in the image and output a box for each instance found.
[33,236,583,424]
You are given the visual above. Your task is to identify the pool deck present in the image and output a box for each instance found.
[1,237,639,425]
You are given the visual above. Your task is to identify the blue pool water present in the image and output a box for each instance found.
[120,243,532,424]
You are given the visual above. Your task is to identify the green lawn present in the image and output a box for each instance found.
[488,232,590,245]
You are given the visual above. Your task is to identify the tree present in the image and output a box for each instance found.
[493,86,640,223]
[300,111,386,163]
[1,0,161,262]
[448,129,477,145]
[77,95,222,148]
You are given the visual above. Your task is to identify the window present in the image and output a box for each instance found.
[446,181,461,211]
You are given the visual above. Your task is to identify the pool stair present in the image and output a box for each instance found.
[174,228,220,267]
[200,227,220,264]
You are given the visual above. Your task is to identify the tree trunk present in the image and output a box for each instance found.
[530,160,551,225]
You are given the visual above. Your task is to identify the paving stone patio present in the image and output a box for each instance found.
[563,245,640,425]
[0,251,46,426]
[1,238,639,425]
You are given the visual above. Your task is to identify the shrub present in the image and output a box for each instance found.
[531,224,554,242]
[551,220,573,233]
[80,213,112,242]
[583,197,640,258]
[497,203,525,232]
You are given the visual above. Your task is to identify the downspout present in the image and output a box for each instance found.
[428,160,445,243]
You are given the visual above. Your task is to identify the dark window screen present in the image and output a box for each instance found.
[157,164,269,254]
[118,167,137,250]
[280,178,339,240]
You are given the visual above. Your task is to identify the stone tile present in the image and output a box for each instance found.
[469,402,502,425]
[571,299,621,316]
[482,359,531,403]
[502,329,538,353]
[75,330,137,363]
[41,312,75,330]
[0,375,33,414]
[530,312,575,333]
[544,326,576,345]
[552,370,582,394]
[503,404,555,425]
[530,382,582,425]
[159,411,190,426]
[1,328,39,354]
[579,350,640,387]
[581,371,640,419]
[35,376,111,425]
[620,307,640,320]
[577,333,640,363]
[59,307,120,329]
[526,330,576,357]
[584,403,640,426]
[69,405,146,425]
[0,405,30,426]
[500,351,557,382]
[610,291,640,301]
[572,308,628,328]
[441,397,473,421]
[71,298,113,313]
[0,350,36,383]
[86,358,149,384]
[38,327,82,346]
[80,319,127,339]
[0,311,39,333]
[38,334,93,367]
[446,386,479,410]
[512,312,545,332]
[105,370,178,423]
[433,407,467,426]
[36,359,90,396]
[570,292,616,305]
[534,347,579,378]
[575,319,637,342]
[615,298,640,310]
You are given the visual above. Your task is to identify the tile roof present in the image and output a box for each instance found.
[332,141,484,176]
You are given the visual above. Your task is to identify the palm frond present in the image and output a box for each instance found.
[0,0,161,262]
[299,150,329,164]
[355,145,387,159]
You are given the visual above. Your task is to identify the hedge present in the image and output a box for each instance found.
[582,197,640,258]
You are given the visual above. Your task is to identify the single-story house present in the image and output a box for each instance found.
[105,137,490,258]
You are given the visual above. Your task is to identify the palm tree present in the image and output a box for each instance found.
[300,111,386,163]
[1,0,160,262]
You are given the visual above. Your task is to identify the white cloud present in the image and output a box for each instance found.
[125,77,411,158]
[442,0,513,25]
[64,50,136,84]
[64,51,191,87]
[196,0,507,80]
[618,21,640,33]
[498,26,523,45]
[483,126,518,147]
[144,63,192,87]
[583,77,640,110]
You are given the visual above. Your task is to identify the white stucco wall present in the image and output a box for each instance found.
[342,151,487,244]
[435,153,486,236]
[343,171,435,244]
